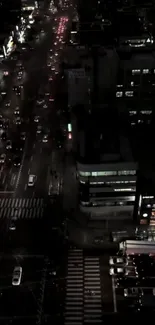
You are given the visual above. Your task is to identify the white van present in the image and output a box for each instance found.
[28,175,36,187]
[12,266,22,286]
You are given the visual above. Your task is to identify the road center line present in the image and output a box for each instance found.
[112,276,117,313]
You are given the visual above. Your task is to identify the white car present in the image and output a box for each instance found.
[36,125,42,134]
[14,107,20,115]
[34,116,40,123]
[12,266,22,286]
[9,221,16,231]
[37,99,44,105]
[109,256,126,265]
[109,267,124,276]
[0,153,6,163]
[6,140,12,150]
[124,287,143,297]
[15,117,21,125]
[28,174,36,187]
[42,134,48,143]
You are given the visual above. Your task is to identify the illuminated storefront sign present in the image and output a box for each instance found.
[4,36,16,57]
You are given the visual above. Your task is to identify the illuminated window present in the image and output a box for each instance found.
[79,171,91,176]
[143,69,149,74]
[129,110,136,115]
[117,84,123,88]
[97,171,117,176]
[114,188,135,192]
[116,91,123,98]
[132,69,140,75]
[125,91,133,97]
[140,110,152,115]
[118,170,136,176]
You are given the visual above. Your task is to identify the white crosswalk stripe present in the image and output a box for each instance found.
[0,198,45,219]
[84,257,102,324]
[65,249,84,325]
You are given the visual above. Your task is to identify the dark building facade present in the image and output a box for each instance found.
[0,0,21,34]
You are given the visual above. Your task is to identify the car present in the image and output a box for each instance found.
[16,89,21,96]
[37,99,44,105]
[42,134,48,143]
[28,174,36,187]
[34,116,40,123]
[12,86,18,91]
[0,153,6,164]
[12,266,22,286]
[17,74,22,80]
[109,267,124,276]
[14,107,20,115]
[49,96,55,102]
[20,132,26,141]
[9,221,16,231]
[1,91,7,97]
[1,132,7,141]
[15,117,21,125]
[13,141,24,152]
[3,120,9,129]
[124,287,143,298]
[6,140,12,150]
[16,61,22,67]
[109,256,126,265]
[13,155,21,167]
[5,100,11,107]
[36,125,42,134]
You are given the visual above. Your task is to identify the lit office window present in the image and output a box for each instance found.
[118,170,136,176]
[117,84,123,88]
[129,110,136,115]
[143,69,149,74]
[140,110,152,115]
[79,171,91,177]
[132,69,140,75]
[125,91,133,97]
[114,188,135,192]
[116,91,123,98]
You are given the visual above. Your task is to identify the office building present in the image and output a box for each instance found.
[116,51,155,125]
[76,109,138,223]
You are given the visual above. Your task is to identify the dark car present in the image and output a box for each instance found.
[16,90,21,96]
[0,119,3,128]
[12,141,24,153]
[3,121,9,129]
[12,86,18,91]
[1,132,7,141]
[13,155,21,167]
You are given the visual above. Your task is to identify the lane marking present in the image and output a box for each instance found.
[112,276,117,313]
[2,174,6,184]
[10,174,16,186]
[31,156,33,161]
[14,139,28,194]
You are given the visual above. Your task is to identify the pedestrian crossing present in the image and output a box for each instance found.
[0,198,45,219]
[65,249,84,325]
[84,256,102,324]
[65,249,103,325]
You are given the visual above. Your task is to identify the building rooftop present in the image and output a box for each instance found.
[120,51,155,70]
[78,109,135,164]
[114,10,144,37]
